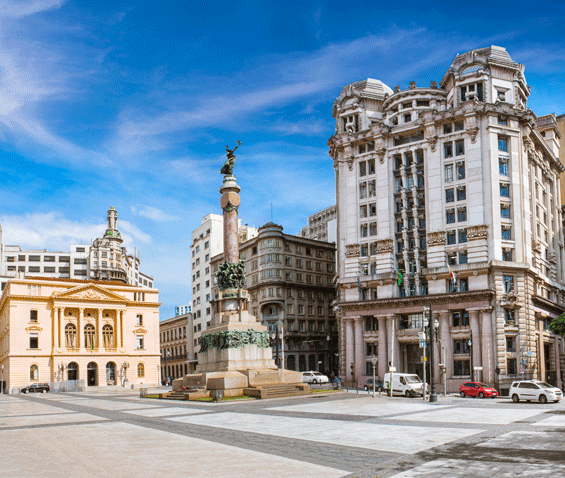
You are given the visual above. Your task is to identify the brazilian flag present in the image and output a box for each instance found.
[397,269,403,285]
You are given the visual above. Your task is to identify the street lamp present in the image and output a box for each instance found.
[163,349,170,385]
[468,339,473,381]
[429,314,439,403]
[371,355,378,397]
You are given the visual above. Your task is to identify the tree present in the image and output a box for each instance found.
[549,314,565,337]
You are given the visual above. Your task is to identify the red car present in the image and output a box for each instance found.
[459,382,498,398]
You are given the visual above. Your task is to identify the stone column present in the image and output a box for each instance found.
[538,318,545,381]
[97,309,103,349]
[386,316,398,369]
[118,310,123,348]
[469,310,481,381]
[78,308,83,350]
[57,307,63,348]
[438,310,452,379]
[480,309,494,384]
[219,176,241,264]
[378,317,387,379]
[354,317,364,385]
[344,317,355,384]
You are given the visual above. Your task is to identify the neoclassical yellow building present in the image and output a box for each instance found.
[0,277,161,393]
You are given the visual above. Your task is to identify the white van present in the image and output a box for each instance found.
[384,373,424,397]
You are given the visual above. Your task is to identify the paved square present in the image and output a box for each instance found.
[386,407,546,425]
[477,430,565,451]
[168,411,482,454]
[120,406,211,417]
[0,412,106,428]
[532,414,565,427]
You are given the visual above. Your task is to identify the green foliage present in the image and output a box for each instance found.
[549,314,565,337]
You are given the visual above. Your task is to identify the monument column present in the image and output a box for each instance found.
[377,316,387,379]
[344,317,355,384]
[57,307,63,348]
[78,308,83,350]
[438,310,452,380]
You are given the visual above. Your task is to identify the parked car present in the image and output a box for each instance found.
[302,371,329,384]
[364,378,383,392]
[509,380,563,403]
[21,383,50,394]
[384,373,424,397]
[459,382,498,398]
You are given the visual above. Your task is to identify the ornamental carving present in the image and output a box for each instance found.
[376,239,394,254]
[467,224,488,240]
[198,329,270,352]
[466,126,479,143]
[532,239,542,253]
[376,148,386,164]
[216,261,246,291]
[426,135,438,152]
[427,231,446,246]
[74,290,107,300]
[345,244,360,257]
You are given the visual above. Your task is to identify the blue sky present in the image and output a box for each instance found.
[1,0,564,319]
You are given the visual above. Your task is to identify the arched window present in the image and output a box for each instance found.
[30,364,38,381]
[102,324,114,348]
[137,363,145,378]
[84,324,95,349]
[65,323,77,348]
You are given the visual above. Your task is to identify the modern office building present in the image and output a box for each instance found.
[328,45,565,394]
[299,205,337,243]
[159,311,193,383]
[175,305,191,316]
[190,214,257,359]
[211,222,338,373]
[0,207,154,291]
[0,277,160,392]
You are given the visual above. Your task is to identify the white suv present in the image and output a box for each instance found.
[509,380,563,403]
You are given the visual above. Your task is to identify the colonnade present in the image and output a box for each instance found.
[54,306,125,351]
[341,308,495,388]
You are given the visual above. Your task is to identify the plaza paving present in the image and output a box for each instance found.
[1,389,565,477]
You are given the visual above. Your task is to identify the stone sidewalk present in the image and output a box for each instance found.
[2,391,565,477]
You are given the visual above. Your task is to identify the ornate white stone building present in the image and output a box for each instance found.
[328,46,565,394]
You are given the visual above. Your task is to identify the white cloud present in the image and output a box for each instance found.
[0,0,65,18]
[130,205,180,222]
[0,212,151,251]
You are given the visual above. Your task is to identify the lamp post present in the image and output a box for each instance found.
[429,313,439,403]
[163,349,170,385]
[468,339,473,381]
[371,355,378,397]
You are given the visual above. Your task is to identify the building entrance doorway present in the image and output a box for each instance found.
[106,362,116,385]
[87,362,98,386]
[67,362,78,381]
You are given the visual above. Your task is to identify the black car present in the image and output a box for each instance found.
[364,378,383,392]
[21,383,50,394]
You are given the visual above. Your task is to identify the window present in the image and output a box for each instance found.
[445,164,453,182]
[29,333,39,349]
[503,275,514,293]
[29,266,40,273]
[453,339,470,354]
[443,123,452,134]
[498,116,507,125]
[456,186,466,201]
[454,121,464,131]
[368,159,375,174]
[457,207,467,222]
[103,325,114,348]
[445,189,454,203]
[136,335,144,349]
[501,226,511,240]
[359,182,367,199]
[453,360,470,376]
[459,277,468,291]
[30,310,38,322]
[499,157,508,176]
[457,229,467,243]
[74,258,87,265]
[455,139,465,156]
[360,224,368,238]
[369,203,376,216]
[444,142,453,158]
[65,324,76,348]
[84,324,95,349]
[359,161,366,176]
[501,204,510,218]
[6,256,14,262]
[30,364,39,381]
[446,209,455,224]
[457,161,465,180]
[504,308,515,325]
[507,358,517,375]
[498,136,508,152]
[447,230,456,245]
[360,205,367,218]
[453,310,469,327]
[369,222,377,236]
[500,183,510,198]
[459,251,467,264]
[502,248,513,261]
[29,255,40,262]
[368,180,376,197]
